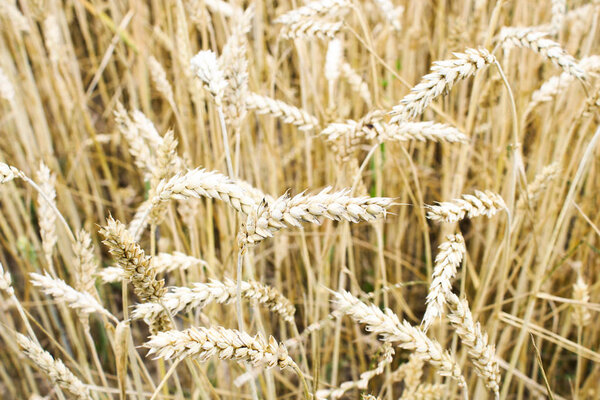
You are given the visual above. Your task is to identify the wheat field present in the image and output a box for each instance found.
[0,0,599,399]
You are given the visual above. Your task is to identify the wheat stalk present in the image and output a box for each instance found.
[390,48,496,122]
[426,190,507,223]
[422,234,466,332]
[132,278,295,324]
[246,92,319,131]
[445,292,501,396]
[145,326,296,370]
[331,290,465,386]
[17,333,93,400]
[498,27,587,80]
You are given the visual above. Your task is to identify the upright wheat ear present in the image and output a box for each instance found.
[422,234,465,332]
[17,333,93,400]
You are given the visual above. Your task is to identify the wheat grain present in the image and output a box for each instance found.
[498,27,586,80]
[145,326,295,370]
[390,48,496,122]
[17,333,93,400]
[422,234,466,332]
[132,278,295,324]
[331,290,465,385]
[0,162,24,183]
[246,92,319,131]
[445,292,501,395]
[426,190,506,223]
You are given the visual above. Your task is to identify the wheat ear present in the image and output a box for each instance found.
[72,229,98,295]
[36,162,57,268]
[316,343,394,399]
[0,66,15,102]
[426,190,507,223]
[145,326,295,370]
[133,278,295,324]
[498,27,587,80]
[30,272,117,323]
[517,162,560,209]
[246,92,319,131]
[445,292,501,396]
[275,0,349,25]
[240,187,392,246]
[390,48,496,122]
[17,333,92,400]
[422,234,466,332]
[331,290,465,386]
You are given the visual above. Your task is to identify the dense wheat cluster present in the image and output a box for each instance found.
[0,0,599,399]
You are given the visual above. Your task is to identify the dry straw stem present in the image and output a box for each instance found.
[275,0,350,25]
[497,27,587,80]
[445,292,501,396]
[190,50,228,106]
[17,333,93,400]
[331,290,466,386]
[390,48,496,122]
[145,326,296,370]
[132,278,296,324]
[240,187,393,246]
[36,162,57,266]
[246,92,319,131]
[426,190,507,223]
[422,234,466,332]
[30,272,117,323]
[316,343,394,399]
